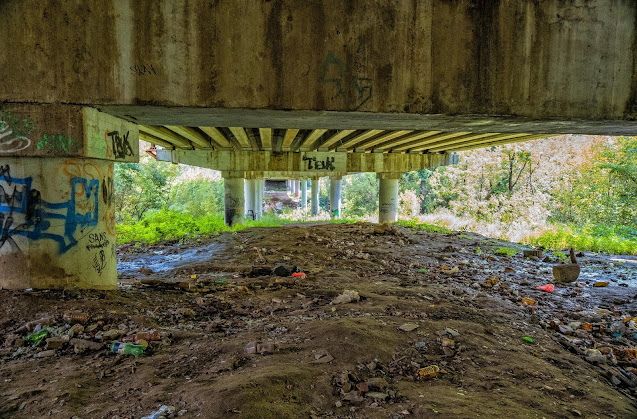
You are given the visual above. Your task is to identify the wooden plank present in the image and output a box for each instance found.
[297,129,328,151]
[443,134,552,152]
[373,131,442,151]
[426,133,529,152]
[140,125,192,148]
[318,130,356,150]
[259,128,272,150]
[228,127,251,149]
[409,132,496,152]
[391,132,471,152]
[199,127,232,149]
[281,129,301,151]
[350,130,412,151]
[165,126,212,149]
[336,130,384,150]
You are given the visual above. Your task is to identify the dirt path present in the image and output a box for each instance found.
[2,223,637,418]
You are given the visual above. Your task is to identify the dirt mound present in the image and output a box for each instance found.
[1,223,637,418]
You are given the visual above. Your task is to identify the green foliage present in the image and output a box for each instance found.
[117,210,296,245]
[527,224,637,255]
[169,178,224,217]
[395,219,452,233]
[342,173,378,217]
[114,157,179,221]
[494,246,517,257]
[552,137,637,226]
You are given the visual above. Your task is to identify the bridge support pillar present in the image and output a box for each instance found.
[301,179,307,210]
[330,176,342,219]
[378,173,401,223]
[311,178,320,216]
[223,172,245,226]
[0,104,138,290]
[0,157,117,289]
[295,180,300,198]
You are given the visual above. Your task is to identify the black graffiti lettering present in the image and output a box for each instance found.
[102,176,114,205]
[93,249,106,276]
[130,64,157,76]
[86,231,109,251]
[107,131,134,159]
[302,156,336,171]
[0,165,11,185]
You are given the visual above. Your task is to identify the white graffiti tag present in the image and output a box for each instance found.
[0,121,31,153]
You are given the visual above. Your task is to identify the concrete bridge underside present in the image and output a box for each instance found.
[1,0,637,289]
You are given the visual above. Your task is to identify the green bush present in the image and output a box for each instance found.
[527,224,637,255]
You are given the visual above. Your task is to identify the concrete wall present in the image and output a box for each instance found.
[1,1,636,121]
[0,157,117,289]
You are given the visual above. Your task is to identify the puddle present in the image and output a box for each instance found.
[118,241,226,276]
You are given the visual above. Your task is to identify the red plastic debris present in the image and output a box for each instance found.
[292,272,307,278]
[536,284,555,292]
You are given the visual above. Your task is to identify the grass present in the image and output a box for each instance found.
[395,219,453,233]
[494,246,517,257]
[527,224,637,256]
[117,210,295,245]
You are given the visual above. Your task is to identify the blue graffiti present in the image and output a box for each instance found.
[0,170,99,254]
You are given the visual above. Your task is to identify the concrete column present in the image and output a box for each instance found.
[252,177,262,220]
[378,173,401,223]
[301,179,308,210]
[224,173,245,226]
[311,178,320,216]
[295,180,301,198]
[0,157,117,289]
[329,176,342,219]
[244,179,255,220]
[256,179,264,219]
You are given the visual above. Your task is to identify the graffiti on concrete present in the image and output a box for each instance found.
[92,249,107,276]
[319,52,372,110]
[302,156,336,171]
[107,131,134,159]
[37,133,74,153]
[130,64,157,76]
[86,231,109,251]
[0,115,34,153]
[0,166,100,254]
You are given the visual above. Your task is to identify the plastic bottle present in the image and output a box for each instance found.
[25,329,48,345]
[110,341,145,357]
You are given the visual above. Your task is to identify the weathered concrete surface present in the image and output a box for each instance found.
[157,150,458,173]
[0,105,139,161]
[1,1,637,131]
[378,173,401,223]
[0,157,117,289]
[223,174,245,226]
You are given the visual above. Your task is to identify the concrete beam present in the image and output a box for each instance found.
[0,104,139,162]
[157,150,457,174]
[5,2,637,126]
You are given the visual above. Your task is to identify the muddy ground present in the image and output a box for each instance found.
[2,223,637,418]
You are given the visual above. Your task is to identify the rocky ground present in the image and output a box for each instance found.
[2,223,637,418]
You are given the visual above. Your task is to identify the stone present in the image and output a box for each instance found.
[69,324,84,338]
[552,264,580,283]
[101,329,122,340]
[367,377,389,390]
[332,290,360,305]
[38,349,57,358]
[272,263,296,277]
[342,391,365,404]
[399,323,419,332]
[558,325,574,335]
[523,250,543,258]
[365,392,388,400]
[45,337,66,350]
[70,338,103,353]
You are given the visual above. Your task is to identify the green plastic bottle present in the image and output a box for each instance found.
[110,341,145,357]
[25,329,48,345]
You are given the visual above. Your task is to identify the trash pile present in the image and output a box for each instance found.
[4,311,166,359]
[545,308,637,395]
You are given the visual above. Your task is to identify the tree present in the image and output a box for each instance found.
[114,157,179,221]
